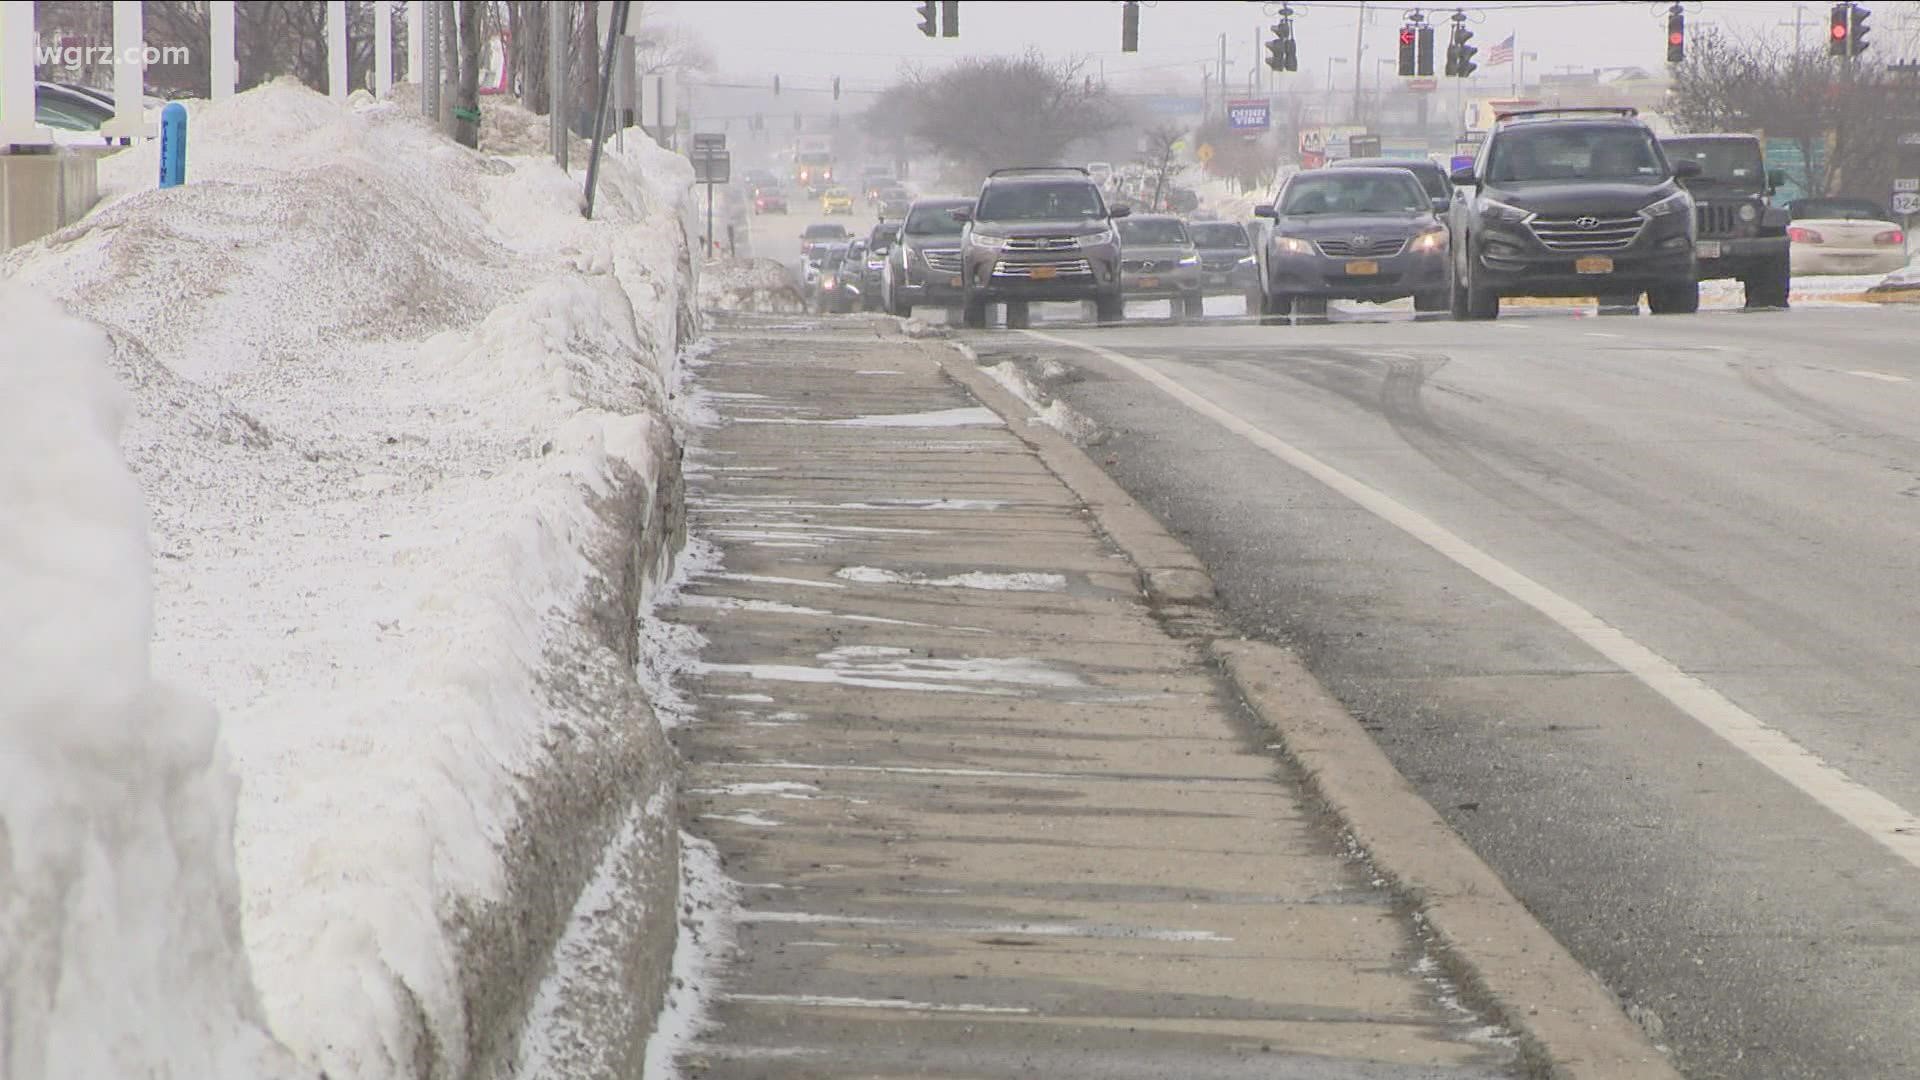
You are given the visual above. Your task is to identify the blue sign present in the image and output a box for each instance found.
[158,102,187,188]
[1226,99,1271,132]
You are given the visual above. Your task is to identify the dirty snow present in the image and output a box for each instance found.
[733,406,1004,428]
[641,833,740,1080]
[835,566,1068,592]
[698,257,806,313]
[1,80,696,1079]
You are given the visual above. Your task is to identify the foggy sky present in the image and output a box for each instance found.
[656,0,1830,98]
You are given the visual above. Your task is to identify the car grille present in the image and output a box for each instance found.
[1120,258,1185,272]
[1003,236,1081,252]
[1314,236,1409,258]
[994,258,1093,277]
[1200,255,1244,272]
[1527,214,1644,252]
[921,249,963,273]
[1694,203,1739,237]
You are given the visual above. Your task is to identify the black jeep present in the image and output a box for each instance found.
[1660,134,1791,309]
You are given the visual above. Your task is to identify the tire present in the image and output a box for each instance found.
[1094,290,1125,324]
[1181,292,1206,321]
[1743,258,1790,309]
[1646,280,1700,315]
[1452,267,1498,320]
[1244,289,1265,318]
[1006,300,1031,330]
[1259,290,1293,326]
[961,292,989,329]
[1294,296,1330,322]
[1597,291,1640,314]
[1413,289,1448,314]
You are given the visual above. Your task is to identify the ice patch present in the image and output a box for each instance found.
[835,566,1068,592]
[702,811,782,828]
[732,407,1003,429]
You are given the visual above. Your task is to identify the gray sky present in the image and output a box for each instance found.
[656,1,1834,97]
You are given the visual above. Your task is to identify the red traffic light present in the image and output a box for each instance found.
[1400,28,1415,46]
[1832,21,1849,38]
[1669,31,1684,45]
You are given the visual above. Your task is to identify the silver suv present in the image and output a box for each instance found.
[884,197,972,318]
[956,167,1128,328]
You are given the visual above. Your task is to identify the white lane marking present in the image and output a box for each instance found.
[724,994,1033,1015]
[1021,327,1920,871]
[1847,369,1910,383]
[1584,331,1624,339]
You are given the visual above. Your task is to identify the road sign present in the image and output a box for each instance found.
[1226,98,1271,132]
[693,132,726,150]
[1895,178,1919,192]
[693,148,730,184]
[1196,143,1215,164]
[1894,191,1920,215]
[1408,77,1438,92]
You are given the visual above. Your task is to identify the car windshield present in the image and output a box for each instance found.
[1117,218,1189,245]
[904,203,968,236]
[1279,173,1428,215]
[1189,223,1250,248]
[870,225,900,247]
[1338,162,1448,200]
[1488,126,1666,183]
[1790,198,1889,221]
[803,225,847,239]
[1662,139,1764,186]
[976,181,1107,221]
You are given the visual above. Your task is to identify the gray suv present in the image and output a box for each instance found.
[885,197,972,318]
[956,167,1128,328]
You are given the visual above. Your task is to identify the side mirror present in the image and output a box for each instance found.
[949,207,972,223]
[1110,204,1133,218]
[1672,160,1703,179]
[874,245,891,256]
[1767,169,1788,189]
[1449,168,1478,186]
[1253,203,1277,219]
[1432,196,1451,214]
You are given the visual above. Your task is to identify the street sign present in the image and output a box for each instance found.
[1894,191,1920,215]
[693,149,730,184]
[1226,98,1271,132]
[1196,142,1215,164]
[1408,77,1438,92]
[693,132,726,150]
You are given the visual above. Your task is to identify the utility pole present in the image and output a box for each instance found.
[1353,1,1368,126]
[1219,32,1229,115]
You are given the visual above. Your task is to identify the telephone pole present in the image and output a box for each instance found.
[1352,1,1368,125]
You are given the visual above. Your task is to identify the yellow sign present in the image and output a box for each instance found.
[1197,143,1215,163]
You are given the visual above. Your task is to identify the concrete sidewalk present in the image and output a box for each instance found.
[662,313,1520,1079]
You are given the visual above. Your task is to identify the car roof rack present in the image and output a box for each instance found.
[1494,106,1639,123]
[988,166,1091,178]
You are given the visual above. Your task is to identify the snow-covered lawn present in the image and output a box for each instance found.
[2,81,697,1080]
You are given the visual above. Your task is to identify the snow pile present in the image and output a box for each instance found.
[698,256,806,312]
[1868,257,1920,300]
[980,358,1099,442]
[0,288,299,1080]
[2,80,697,1080]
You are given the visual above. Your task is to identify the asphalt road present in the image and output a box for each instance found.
[964,302,1920,1080]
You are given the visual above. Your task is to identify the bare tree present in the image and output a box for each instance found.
[866,51,1125,182]
[453,0,482,147]
[1667,27,1916,198]
[1137,123,1185,211]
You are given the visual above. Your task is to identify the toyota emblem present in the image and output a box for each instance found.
[1141,260,1155,271]
[1576,216,1600,230]
[1351,235,1371,249]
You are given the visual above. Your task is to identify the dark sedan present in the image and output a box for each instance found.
[1253,168,1451,322]
[1188,220,1260,307]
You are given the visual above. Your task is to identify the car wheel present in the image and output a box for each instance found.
[1006,301,1032,330]
[1743,259,1790,309]
[1244,289,1264,318]
[962,292,989,329]
[1181,292,1206,321]
[1597,291,1640,314]
[1413,289,1448,315]
[1646,280,1700,315]
[1095,290,1125,324]
[1294,296,1330,323]
[1259,290,1293,326]
[1454,263,1498,320]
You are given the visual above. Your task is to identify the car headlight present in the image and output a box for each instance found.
[1409,228,1449,253]
[970,232,1010,251]
[867,259,885,270]
[1738,202,1759,222]
[1481,198,1531,225]
[1273,235,1314,256]
[1178,254,1199,266]
[1073,227,1116,248]
[1642,191,1690,218]
[1237,254,1257,265]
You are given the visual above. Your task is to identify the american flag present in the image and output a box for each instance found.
[1487,34,1516,67]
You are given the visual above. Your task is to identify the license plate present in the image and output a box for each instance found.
[1030,265,1058,280]
[949,275,963,287]
[1575,255,1615,274]
[1696,241,1722,259]
[1136,276,1159,288]
[1345,259,1379,276]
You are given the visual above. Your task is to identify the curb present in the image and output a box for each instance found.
[931,334,1682,1080]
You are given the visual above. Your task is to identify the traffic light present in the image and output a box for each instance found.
[917,0,936,37]
[942,0,958,37]
[1454,26,1478,78]
[1266,6,1298,72]
[1416,25,1436,76]
[773,74,781,94]
[1667,7,1685,64]
[1121,1,1139,53]
[1398,26,1417,77]
[1830,3,1849,56]
[1850,4,1871,55]
[833,76,841,100]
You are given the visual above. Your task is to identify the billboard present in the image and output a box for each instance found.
[1226,99,1271,132]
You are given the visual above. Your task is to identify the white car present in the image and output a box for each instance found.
[1786,197,1909,276]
